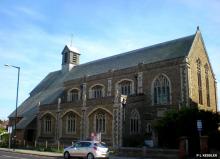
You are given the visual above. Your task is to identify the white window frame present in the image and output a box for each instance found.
[67,88,80,102]
[130,109,141,134]
[89,84,105,99]
[116,79,134,96]
[152,74,172,105]
[44,116,52,134]
[66,113,76,134]
[95,113,106,133]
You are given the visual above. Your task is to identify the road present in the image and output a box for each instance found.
[0,151,61,159]
[0,150,145,159]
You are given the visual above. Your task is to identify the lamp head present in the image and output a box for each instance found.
[4,64,20,69]
[4,64,10,67]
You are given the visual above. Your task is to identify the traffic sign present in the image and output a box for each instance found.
[197,120,202,130]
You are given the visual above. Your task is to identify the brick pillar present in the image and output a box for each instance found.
[179,136,188,159]
[36,102,41,142]
[137,72,143,94]
[200,136,209,153]
[81,83,87,140]
[81,107,87,140]
[56,98,61,150]
[107,78,112,96]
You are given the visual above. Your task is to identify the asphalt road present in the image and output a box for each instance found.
[0,150,145,159]
[0,150,62,159]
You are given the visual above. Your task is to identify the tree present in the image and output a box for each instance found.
[155,107,220,154]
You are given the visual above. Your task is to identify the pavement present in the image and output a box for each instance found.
[0,148,145,159]
[0,148,62,157]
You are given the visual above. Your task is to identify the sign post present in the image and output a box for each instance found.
[8,126,12,149]
[197,120,202,136]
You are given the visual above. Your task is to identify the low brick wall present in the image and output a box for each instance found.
[116,147,179,158]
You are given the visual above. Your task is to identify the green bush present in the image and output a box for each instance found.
[0,133,9,148]
[123,135,144,147]
[155,107,220,154]
[35,145,63,153]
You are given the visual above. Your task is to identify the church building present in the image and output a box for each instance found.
[8,28,218,147]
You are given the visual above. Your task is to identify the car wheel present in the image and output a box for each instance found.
[64,151,70,159]
[87,153,94,159]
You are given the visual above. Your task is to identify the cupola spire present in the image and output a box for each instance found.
[61,44,80,72]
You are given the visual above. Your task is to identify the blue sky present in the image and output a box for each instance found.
[0,0,220,120]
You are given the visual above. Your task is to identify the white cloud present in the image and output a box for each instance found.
[15,6,45,21]
[0,49,33,65]
[0,0,220,118]
[0,5,45,22]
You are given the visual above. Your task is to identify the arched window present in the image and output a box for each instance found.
[66,113,76,133]
[197,59,203,104]
[91,85,104,99]
[153,74,171,105]
[145,123,152,133]
[130,109,140,134]
[68,89,79,101]
[205,64,210,107]
[44,116,52,133]
[95,113,106,133]
[119,80,132,95]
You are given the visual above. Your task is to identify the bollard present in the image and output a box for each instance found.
[179,136,188,159]
[58,140,60,151]
[200,136,209,153]
[46,140,48,149]
[142,146,147,157]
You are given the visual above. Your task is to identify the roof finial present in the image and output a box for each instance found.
[197,26,200,31]
[70,34,73,46]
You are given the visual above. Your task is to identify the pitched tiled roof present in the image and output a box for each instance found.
[30,70,61,96]
[65,34,195,81]
[9,71,66,119]
[8,33,196,128]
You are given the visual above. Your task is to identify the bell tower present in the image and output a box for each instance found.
[61,45,80,72]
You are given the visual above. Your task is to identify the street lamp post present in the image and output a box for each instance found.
[4,64,20,150]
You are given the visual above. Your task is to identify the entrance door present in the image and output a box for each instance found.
[27,129,35,142]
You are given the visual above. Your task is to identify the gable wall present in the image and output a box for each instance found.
[188,33,217,112]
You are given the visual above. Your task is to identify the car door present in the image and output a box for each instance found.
[69,142,81,157]
[80,142,92,157]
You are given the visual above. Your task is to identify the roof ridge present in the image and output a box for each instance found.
[76,33,195,67]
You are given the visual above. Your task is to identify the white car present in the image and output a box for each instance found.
[64,140,109,159]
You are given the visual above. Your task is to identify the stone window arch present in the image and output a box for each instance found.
[130,109,141,134]
[89,84,105,99]
[67,88,80,102]
[116,79,134,96]
[66,113,76,133]
[152,74,171,105]
[95,112,106,133]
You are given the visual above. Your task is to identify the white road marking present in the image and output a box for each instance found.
[1,155,29,159]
